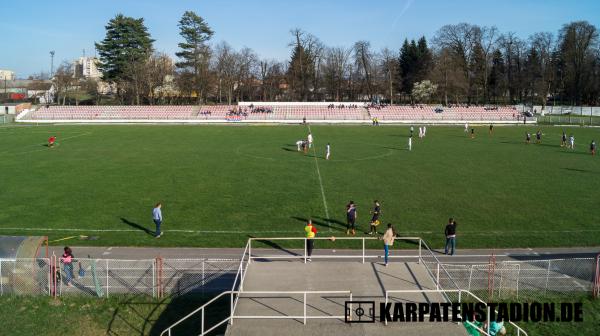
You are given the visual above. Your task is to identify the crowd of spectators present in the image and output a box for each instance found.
[366,103,391,110]
[327,104,361,109]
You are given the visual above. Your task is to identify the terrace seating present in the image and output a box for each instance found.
[26,104,520,122]
[367,105,518,121]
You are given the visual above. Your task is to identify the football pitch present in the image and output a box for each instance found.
[0,123,598,249]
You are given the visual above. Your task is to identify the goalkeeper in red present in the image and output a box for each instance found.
[48,135,56,148]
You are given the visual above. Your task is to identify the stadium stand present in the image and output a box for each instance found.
[22,103,522,123]
[367,105,518,121]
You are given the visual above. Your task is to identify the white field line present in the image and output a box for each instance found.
[0,227,298,234]
[307,124,331,231]
[0,132,92,155]
[1,226,600,235]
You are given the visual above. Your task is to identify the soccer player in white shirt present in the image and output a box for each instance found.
[326,143,331,160]
[408,135,412,151]
[423,126,427,137]
[307,132,313,148]
[464,123,469,133]
[569,135,575,149]
[296,140,304,151]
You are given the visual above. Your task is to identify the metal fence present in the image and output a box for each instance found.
[0,257,240,298]
[0,258,50,295]
[432,258,597,302]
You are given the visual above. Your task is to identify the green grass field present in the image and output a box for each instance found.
[0,123,599,249]
[0,294,228,336]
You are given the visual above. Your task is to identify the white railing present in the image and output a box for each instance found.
[160,290,352,336]
[247,236,423,264]
[385,289,528,336]
[415,239,462,305]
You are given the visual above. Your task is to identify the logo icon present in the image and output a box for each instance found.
[345,301,375,323]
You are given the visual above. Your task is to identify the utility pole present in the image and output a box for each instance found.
[50,51,55,78]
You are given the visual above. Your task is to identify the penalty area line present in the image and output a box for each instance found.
[307,124,332,232]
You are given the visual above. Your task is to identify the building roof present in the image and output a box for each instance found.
[2,79,52,88]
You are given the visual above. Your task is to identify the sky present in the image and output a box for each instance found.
[1,0,599,78]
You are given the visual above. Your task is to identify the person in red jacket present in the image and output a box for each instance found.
[48,136,56,148]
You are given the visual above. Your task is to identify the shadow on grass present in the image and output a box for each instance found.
[105,294,230,336]
[382,146,408,151]
[120,217,155,237]
[106,273,234,336]
[313,216,347,231]
[290,216,343,232]
[558,150,590,156]
[247,234,300,258]
[562,167,598,174]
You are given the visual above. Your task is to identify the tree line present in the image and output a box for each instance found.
[55,11,600,106]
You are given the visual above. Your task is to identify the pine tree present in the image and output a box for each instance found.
[95,14,154,104]
[175,11,214,104]
[488,49,505,104]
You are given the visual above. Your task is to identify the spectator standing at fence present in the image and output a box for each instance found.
[444,218,457,255]
[381,223,396,267]
[61,247,75,286]
[304,219,317,261]
[153,203,163,238]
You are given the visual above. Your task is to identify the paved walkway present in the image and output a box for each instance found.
[225,261,467,336]
[48,245,600,263]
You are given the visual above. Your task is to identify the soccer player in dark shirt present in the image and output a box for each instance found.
[536,130,542,144]
[368,200,381,235]
[489,124,493,135]
[591,140,596,156]
[470,128,475,139]
[346,201,357,236]
[561,131,567,147]
[526,133,531,144]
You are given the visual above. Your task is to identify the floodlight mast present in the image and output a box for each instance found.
[50,51,55,78]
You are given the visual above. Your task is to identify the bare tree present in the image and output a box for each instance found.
[529,32,554,108]
[479,26,499,102]
[353,41,374,100]
[235,47,258,102]
[322,47,351,101]
[214,42,237,104]
[142,53,175,104]
[433,23,482,102]
[379,48,398,104]
[52,61,76,105]
[558,21,599,104]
